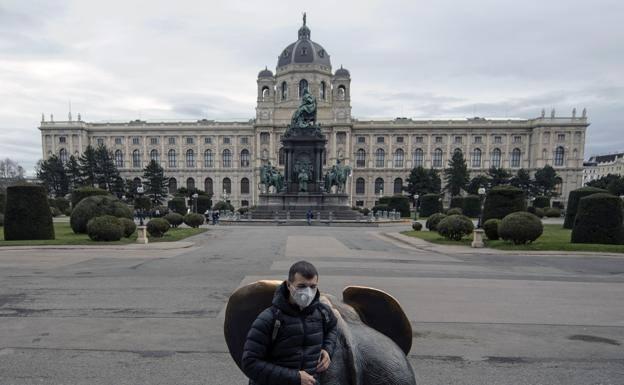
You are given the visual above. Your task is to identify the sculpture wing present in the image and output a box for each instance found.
[223,280,282,370]
[342,286,413,355]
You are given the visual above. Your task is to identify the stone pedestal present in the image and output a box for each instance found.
[471,229,485,248]
[136,225,148,244]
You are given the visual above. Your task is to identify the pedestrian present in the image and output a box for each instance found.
[306,208,313,225]
[204,209,211,225]
[241,261,338,385]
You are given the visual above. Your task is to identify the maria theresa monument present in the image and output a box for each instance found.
[39,15,589,208]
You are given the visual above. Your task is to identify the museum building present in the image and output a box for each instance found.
[39,17,589,207]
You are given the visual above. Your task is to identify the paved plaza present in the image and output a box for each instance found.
[0,225,623,384]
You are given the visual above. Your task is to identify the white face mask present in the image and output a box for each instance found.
[290,285,317,308]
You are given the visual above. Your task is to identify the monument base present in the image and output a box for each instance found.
[251,192,359,220]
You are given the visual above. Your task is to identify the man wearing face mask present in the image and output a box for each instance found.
[242,261,338,385]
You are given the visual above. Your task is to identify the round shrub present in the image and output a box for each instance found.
[498,212,543,245]
[420,194,442,217]
[533,196,550,208]
[483,218,501,240]
[70,195,133,234]
[152,205,168,217]
[534,207,545,218]
[184,213,205,228]
[411,221,422,231]
[71,187,110,207]
[571,193,623,245]
[426,213,447,231]
[147,218,170,238]
[544,208,561,218]
[196,195,213,215]
[437,214,474,241]
[361,207,370,216]
[86,215,123,241]
[447,207,463,216]
[213,200,235,212]
[564,187,608,229]
[164,212,184,228]
[168,197,188,215]
[463,195,481,218]
[63,207,72,216]
[50,207,62,217]
[4,185,55,240]
[119,217,137,238]
[482,185,526,222]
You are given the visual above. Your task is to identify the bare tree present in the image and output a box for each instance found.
[0,158,25,179]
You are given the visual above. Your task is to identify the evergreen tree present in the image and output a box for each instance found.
[65,155,82,191]
[586,174,622,190]
[36,155,69,197]
[405,166,441,199]
[486,167,512,187]
[534,165,562,197]
[466,175,490,195]
[444,151,469,196]
[95,145,120,192]
[142,160,169,204]
[510,168,534,195]
[78,145,98,187]
[112,176,126,199]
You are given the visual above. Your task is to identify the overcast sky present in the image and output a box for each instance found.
[1,0,623,175]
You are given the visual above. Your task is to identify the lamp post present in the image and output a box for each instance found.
[136,186,145,226]
[192,192,198,213]
[477,187,486,228]
[414,194,420,220]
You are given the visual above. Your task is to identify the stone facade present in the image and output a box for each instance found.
[39,18,589,207]
[583,153,624,184]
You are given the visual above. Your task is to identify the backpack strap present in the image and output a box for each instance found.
[270,308,282,343]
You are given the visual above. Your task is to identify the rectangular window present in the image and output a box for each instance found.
[204,137,212,144]
[115,137,122,145]
[558,134,565,142]
[513,136,522,143]
[168,137,176,145]
[337,132,346,144]
[494,136,502,144]
[186,137,194,145]
[150,137,158,145]
[132,137,140,145]
[415,136,423,144]
[357,136,366,144]
[474,136,482,144]
[396,136,404,143]
[377,136,385,144]
[435,136,443,144]
[454,136,462,144]
[260,132,270,144]
[223,137,231,145]
[355,200,364,207]
[59,136,66,143]
[240,137,249,145]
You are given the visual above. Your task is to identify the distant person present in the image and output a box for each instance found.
[306,208,313,225]
[204,209,211,224]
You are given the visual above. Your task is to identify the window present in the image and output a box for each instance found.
[356,178,365,194]
[491,148,502,168]
[204,150,213,168]
[204,137,212,144]
[337,85,346,100]
[337,132,346,144]
[59,136,66,143]
[357,136,366,144]
[168,149,176,168]
[356,149,366,168]
[472,148,482,168]
[240,137,249,145]
[150,149,159,163]
[394,149,404,168]
[150,137,158,145]
[132,137,140,145]
[241,200,250,207]
[241,178,250,194]
[374,178,384,195]
[510,148,521,168]
[115,137,122,145]
[132,150,141,168]
[413,148,424,167]
[494,136,502,144]
[557,134,565,142]
[186,137,194,145]
[320,81,326,100]
[513,136,522,144]
[187,177,195,191]
[299,79,308,98]
[222,149,232,168]
[554,146,565,166]
[474,136,482,144]
[204,178,213,195]
[355,200,364,207]
[168,137,176,145]
[115,150,123,168]
[223,137,231,145]
[375,148,385,168]
[186,149,195,167]
[168,178,177,194]
[433,148,443,167]
[394,178,403,194]
[435,136,443,144]
[281,82,288,100]
[415,136,423,144]
[240,149,250,167]
[97,138,104,146]
[454,136,462,144]
[396,136,404,143]
[261,87,270,100]
[223,178,232,194]
[260,132,270,144]
[278,148,285,166]
[59,148,68,163]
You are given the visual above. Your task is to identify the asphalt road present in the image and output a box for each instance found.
[1,224,623,385]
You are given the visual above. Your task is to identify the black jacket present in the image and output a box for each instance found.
[241,281,338,385]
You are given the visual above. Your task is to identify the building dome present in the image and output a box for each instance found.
[334,65,350,77]
[277,15,331,70]
[258,67,274,78]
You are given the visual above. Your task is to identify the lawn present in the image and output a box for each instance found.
[402,224,624,253]
[0,222,207,246]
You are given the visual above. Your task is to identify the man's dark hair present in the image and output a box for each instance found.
[288,260,318,282]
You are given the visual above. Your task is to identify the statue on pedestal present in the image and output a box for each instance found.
[294,160,312,192]
[284,88,323,138]
[259,162,284,193]
[324,159,351,193]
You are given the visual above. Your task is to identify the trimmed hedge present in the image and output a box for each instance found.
[420,194,442,217]
[70,195,133,234]
[4,185,55,240]
[49,197,70,213]
[197,195,213,214]
[463,195,481,218]
[437,214,474,241]
[167,197,188,215]
[71,187,110,208]
[534,207,545,218]
[450,197,464,209]
[482,185,526,222]
[446,207,462,216]
[411,221,422,231]
[533,196,550,208]
[498,212,543,245]
[50,207,62,217]
[134,196,152,211]
[379,195,411,217]
[571,193,623,245]
[0,191,5,213]
[483,218,501,240]
[426,213,447,231]
[183,213,205,228]
[119,217,137,238]
[147,218,170,238]
[563,187,608,229]
[164,212,184,228]
[86,215,123,241]
[544,207,561,217]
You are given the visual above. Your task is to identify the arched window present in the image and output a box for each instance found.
[554,146,565,166]
[204,149,213,168]
[281,82,288,100]
[491,148,502,168]
[261,86,270,100]
[433,148,443,168]
[222,149,232,168]
[204,178,213,195]
[240,177,250,194]
[375,148,385,168]
[337,85,346,100]
[240,149,250,167]
[186,149,195,167]
[186,177,195,190]
[168,178,177,194]
[168,149,176,168]
[132,150,141,168]
[394,149,404,168]
[413,148,424,167]
[356,149,366,168]
[223,177,232,194]
[374,178,384,195]
[511,148,521,168]
[356,177,365,194]
[150,149,159,163]
[115,150,123,168]
[278,148,285,166]
[472,148,482,168]
[394,178,403,194]
[298,79,308,98]
[59,148,68,163]
[320,81,326,100]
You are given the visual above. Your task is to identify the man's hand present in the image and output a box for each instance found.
[316,349,331,373]
[299,370,316,385]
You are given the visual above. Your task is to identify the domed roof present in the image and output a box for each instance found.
[277,15,331,70]
[334,65,350,77]
[258,67,273,78]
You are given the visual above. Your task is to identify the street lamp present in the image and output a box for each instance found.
[136,186,145,226]
[414,194,420,220]
[477,187,486,228]
[192,192,199,213]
